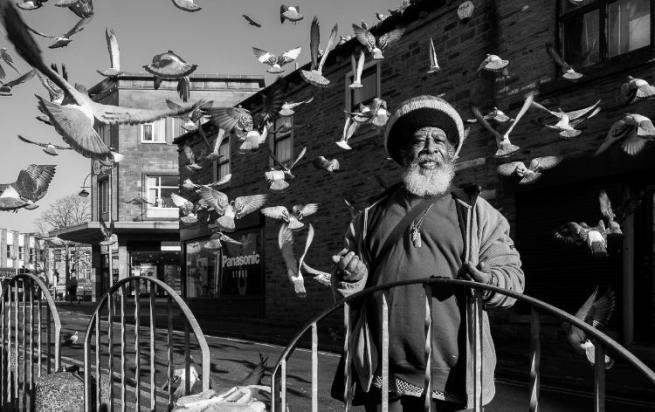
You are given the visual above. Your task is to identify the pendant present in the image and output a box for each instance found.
[411,227,422,248]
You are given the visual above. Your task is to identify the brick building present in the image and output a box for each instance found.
[52,73,264,298]
[175,0,655,399]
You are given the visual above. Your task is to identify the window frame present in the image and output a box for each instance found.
[98,177,110,215]
[212,134,231,184]
[144,174,179,219]
[139,119,167,143]
[269,116,295,169]
[344,59,382,143]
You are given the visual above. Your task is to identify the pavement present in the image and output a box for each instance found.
[52,301,655,411]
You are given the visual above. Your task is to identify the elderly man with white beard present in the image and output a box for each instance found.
[330,95,525,412]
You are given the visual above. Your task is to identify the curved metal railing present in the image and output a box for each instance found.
[83,276,210,412]
[270,277,655,412]
[0,272,62,411]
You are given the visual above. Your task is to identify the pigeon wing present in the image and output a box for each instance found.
[17,134,47,148]
[105,27,120,70]
[529,156,562,172]
[352,24,375,53]
[278,47,302,65]
[196,186,229,214]
[93,100,199,125]
[298,203,319,218]
[298,223,315,275]
[312,156,330,169]
[497,161,524,177]
[289,146,307,170]
[309,17,320,70]
[234,194,268,219]
[587,288,615,328]
[0,48,19,74]
[565,100,601,121]
[377,27,406,50]
[4,69,35,87]
[504,91,535,138]
[545,43,571,71]
[574,287,600,322]
[170,193,192,212]
[65,15,92,38]
[554,222,584,245]
[317,23,338,70]
[472,106,504,146]
[252,47,276,66]
[205,107,253,133]
[15,164,56,201]
[598,190,616,221]
[594,118,632,156]
[183,144,196,163]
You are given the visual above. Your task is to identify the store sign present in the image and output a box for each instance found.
[220,231,263,296]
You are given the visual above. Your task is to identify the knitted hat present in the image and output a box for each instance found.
[384,95,465,165]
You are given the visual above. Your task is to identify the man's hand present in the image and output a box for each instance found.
[331,248,367,282]
[462,261,493,285]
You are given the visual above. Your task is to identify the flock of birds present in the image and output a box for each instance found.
[0,0,641,385]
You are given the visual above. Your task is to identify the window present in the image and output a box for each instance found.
[98,178,109,215]
[214,135,231,181]
[145,175,178,218]
[29,248,34,263]
[166,117,187,141]
[97,124,111,147]
[559,0,652,67]
[6,245,10,258]
[139,119,166,143]
[18,246,24,260]
[346,60,381,113]
[270,116,294,166]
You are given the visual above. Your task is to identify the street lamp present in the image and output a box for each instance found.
[78,172,92,197]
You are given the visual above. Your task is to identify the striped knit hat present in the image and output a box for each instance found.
[384,95,465,165]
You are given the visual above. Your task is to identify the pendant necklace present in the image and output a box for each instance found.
[409,203,435,248]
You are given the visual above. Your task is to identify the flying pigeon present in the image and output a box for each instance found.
[252,46,301,74]
[497,155,563,184]
[144,50,197,101]
[427,37,439,74]
[99,215,116,246]
[166,98,212,134]
[553,220,610,257]
[242,14,261,27]
[277,222,315,297]
[598,190,623,237]
[531,99,601,138]
[26,16,93,49]
[56,0,93,18]
[280,4,302,23]
[0,164,56,211]
[546,43,583,80]
[97,28,121,77]
[17,135,72,156]
[346,97,390,129]
[171,192,199,224]
[471,91,535,157]
[375,12,387,21]
[594,114,655,156]
[16,0,47,10]
[0,69,34,95]
[300,17,338,87]
[265,146,306,190]
[467,107,513,124]
[564,287,615,369]
[261,203,318,230]
[477,54,509,72]
[0,47,19,78]
[171,0,200,12]
[196,187,267,232]
[36,65,66,105]
[0,1,201,161]
[62,330,79,346]
[336,116,360,150]
[352,23,405,60]
[239,122,271,152]
[183,144,203,172]
[312,155,339,172]
[621,75,655,104]
[202,231,242,251]
[202,106,254,140]
[301,261,331,287]
[349,49,365,89]
[279,96,313,117]
[204,128,226,161]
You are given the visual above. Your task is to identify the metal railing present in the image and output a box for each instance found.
[270,277,655,412]
[83,276,211,412]
[0,272,62,411]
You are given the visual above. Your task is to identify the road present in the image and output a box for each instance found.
[53,307,654,411]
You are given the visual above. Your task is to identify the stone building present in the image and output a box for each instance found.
[0,229,46,278]
[52,73,264,298]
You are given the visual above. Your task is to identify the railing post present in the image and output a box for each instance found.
[343,302,352,412]
[381,292,389,412]
[423,285,433,412]
[529,308,540,412]
[472,292,483,412]
[311,322,318,412]
[594,341,606,412]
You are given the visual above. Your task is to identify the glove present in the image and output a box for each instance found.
[331,248,367,282]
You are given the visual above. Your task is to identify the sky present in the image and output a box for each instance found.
[0,0,402,233]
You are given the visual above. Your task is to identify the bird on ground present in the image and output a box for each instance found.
[497,155,563,185]
[312,155,339,172]
[0,47,19,78]
[26,16,93,49]
[196,187,267,232]
[171,0,200,12]
[0,2,200,161]
[594,114,655,156]
[280,4,302,23]
[252,46,301,74]
[531,99,601,138]
[0,69,34,95]
[553,220,611,257]
[621,75,655,104]
[471,91,535,157]
[427,37,439,74]
[144,50,197,101]
[0,164,56,212]
[301,17,338,87]
[467,107,513,124]
[352,23,405,60]
[17,135,72,156]
[278,222,315,297]
[97,28,121,77]
[62,330,78,346]
[564,287,615,369]
[163,365,200,399]
[477,54,509,72]
[349,49,365,89]
[56,0,93,18]
[16,0,47,10]
[279,96,313,117]
[261,203,318,230]
[242,14,261,27]
[546,43,583,80]
[171,192,199,224]
[183,144,203,172]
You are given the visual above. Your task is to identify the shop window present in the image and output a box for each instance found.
[270,116,293,166]
[559,0,652,67]
[145,175,178,218]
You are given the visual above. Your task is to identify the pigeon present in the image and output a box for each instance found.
[621,75,655,104]
[144,50,197,101]
[300,17,338,87]
[202,106,254,140]
[56,0,93,18]
[345,97,390,129]
[163,365,200,399]
[477,54,509,72]
[0,47,19,78]
[26,16,93,49]
[375,12,387,21]
[389,0,411,16]
[166,98,212,135]
[349,49,365,89]
[16,0,47,10]
[196,187,267,232]
[171,0,200,12]
[36,64,66,105]
[265,146,306,190]
[97,28,121,77]
[427,37,439,74]
[336,115,360,150]
[564,287,615,369]
[99,215,116,246]
[338,35,352,46]
[183,144,203,172]
[0,69,34,95]
[0,1,201,161]
[352,23,405,60]
[497,155,563,184]
[598,190,623,237]
[242,14,262,27]
[182,174,231,192]
[252,46,301,74]
[467,107,513,124]
[531,99,601,138]
[312,155,339,172]
[301,261,331,287]
[279,96,314,117]
[239,123,270,152]
[0,164,56,211]
[594,114,655,156]
[122,196,156,206]
[62,330,78,346]
[553,220,610,257]
[17,135,72,156]
[277,222,315,297]
[261,203,318,230]
[171,193,199,224]
[280,4,303,23]
[546,43,583,80]
[471,91,535,157]
[204,128,226,161]
[202,231,242,251]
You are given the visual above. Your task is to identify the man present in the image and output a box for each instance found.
[331,95,524,411]
[67,272,78,303]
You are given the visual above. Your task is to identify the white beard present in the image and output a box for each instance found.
[402,161,455,197]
